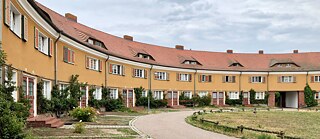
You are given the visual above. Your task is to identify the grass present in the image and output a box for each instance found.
[28,128,138,138]
[187,111,320,139]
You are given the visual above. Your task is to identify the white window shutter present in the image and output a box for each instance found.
[4,0,10,26]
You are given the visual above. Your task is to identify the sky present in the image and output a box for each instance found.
[36,0,320,53]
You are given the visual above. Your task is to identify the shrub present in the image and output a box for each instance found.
[304,84,318,107]
[249,89,268,104]
[102,99,124,111]
[257,134,275,139]
[70,107,97,122]
[225,93,243,106]
[136,97,168,108]
[73,121,85,133]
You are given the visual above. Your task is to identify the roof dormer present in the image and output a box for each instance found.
[183,60,201,65]
[87,38,106,49]
[136,53,155,60]
[229,62,243,67]
[270,59,299,68]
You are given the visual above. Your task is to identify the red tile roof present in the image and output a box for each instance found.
[35,2,320,72]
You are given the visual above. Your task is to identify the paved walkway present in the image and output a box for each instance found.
[133,111,235,139]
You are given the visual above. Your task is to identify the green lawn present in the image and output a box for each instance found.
[188,111,320,139]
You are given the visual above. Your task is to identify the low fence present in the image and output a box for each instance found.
[192,109,301,139]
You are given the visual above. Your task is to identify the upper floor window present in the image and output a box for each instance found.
[63,47,75,64]
[134,69,146,78]
[110,64,125,76]
[86,57,102,71]
[255,92,265,100]
[155,72,168,80]
[199,75,212,82]
[228,92,239,100]
[38,32,49,54]
[279,76,295,83]
[223,76,236,83]
[178,73,192,82]
[9,3,21,37]
[251,76,264,83]
[312,76,320,83]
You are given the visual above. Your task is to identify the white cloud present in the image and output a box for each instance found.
[36,0,320,53]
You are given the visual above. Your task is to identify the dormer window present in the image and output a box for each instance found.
[230,63,243,67]
[137,53,154,60]
[87,38,105,48]
[183,60,199,65]
[272,63,299,68]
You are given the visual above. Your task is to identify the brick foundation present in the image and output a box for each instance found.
[268,91,275,107]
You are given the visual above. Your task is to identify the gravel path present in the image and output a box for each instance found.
[133,111,235,139]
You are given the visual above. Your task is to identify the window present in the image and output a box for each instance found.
[87,38,104,48]
[22,76,34,96]
[112,64,123,75]
[63,47,75,64]
[88,57,99,70]
[134,69,145,78]
[219,92,224,98]
[137,53,153,60]
[183,91,192,99]
[110,88,118,99]
[280,76,294,83]
[59,84,69,91]
[9,3,21,37]
[255,92,265,100]
[179,74,190,81]
[230,63,243,67]
[183,60,199,65]
[93,87,102,100]
[314,76,320,82]
[286,64,291,67]
[198,92,208,98]
[142,90,148,97]
[251,76,264,83]
[155,72,168,80]
[212,92,217,98]
[154,91,163,100]
[38,32,49,55]
[228,92,239,99]
[199,75,212,82]
[224,76,236,83]
[43,80,51,100]
[315,92,319,99]
[88,39,94,44]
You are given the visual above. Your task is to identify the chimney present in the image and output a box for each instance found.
[227,50,233,54]
[123,35,133,41]
[65,13,77,22]
[293,50,299,54]
[259,50,264,54]
[175,45,184,50]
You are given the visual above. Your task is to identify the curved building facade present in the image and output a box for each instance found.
[2,0,320,116]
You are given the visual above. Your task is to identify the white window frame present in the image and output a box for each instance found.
[110,88,119,99]
[156,72,167,80]
[154,91,163,100]
[179,74,190,81]
[228,92,239,100]
[59,83,69,91]
[198,91,208,98]
[134,69,145,78]
[112,64,122,75]
[88,39,94,44]
[183,91,192,99]
[314,76,320,82]
[88,57,99,71]
[142,90,148,97]
[38,32,49,55]
[42,80,51,100]
[9,3,21,37]
[281,76,293,83]
[255,92,265,100]
[93,87,102,100]
[251,76,263,83]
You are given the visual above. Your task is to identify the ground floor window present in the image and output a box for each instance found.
[212,92,217,98]
[198,91,208,98]
[228,92,239,99]
[142,90,148,97]
[93,87,102,100]
[59,83,69,91]
[110,88,118,99]
[154,91,163,100]
[255,92,265,100]
[315,92,320,99]
[183,91,192,99]
[43,80,51,100]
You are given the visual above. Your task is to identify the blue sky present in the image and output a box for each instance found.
[36,0,320,53]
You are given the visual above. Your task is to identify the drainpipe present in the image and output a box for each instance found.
[105,55,110,87]
[148,65,153,113]
[54,32,62,86]
[239,71,242,93]
[194,70,197,96]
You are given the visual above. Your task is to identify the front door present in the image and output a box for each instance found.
[123,89,134,108]
[22,76,35,117]
[80,86,87,108]
[167,91,179,106]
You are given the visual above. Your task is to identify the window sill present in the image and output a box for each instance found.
[155,79,169,81]
[134,76,147,79]
[64,61,74,65]
[9,29,22,39]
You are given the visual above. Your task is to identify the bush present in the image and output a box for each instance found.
[304,84,318,107]
[136,97,168,108]
[102,99,124,111]
[192,95,211,107]
[73,122,85,133]
[225,93,243,106]
[249,89,268,104]
[70,107,97,122]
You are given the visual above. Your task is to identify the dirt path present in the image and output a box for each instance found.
[133,111,235,139]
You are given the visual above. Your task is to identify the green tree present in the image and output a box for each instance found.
[304,84,318,107]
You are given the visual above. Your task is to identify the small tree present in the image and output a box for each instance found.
[304,84,318,107]
[134,86,144,100]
